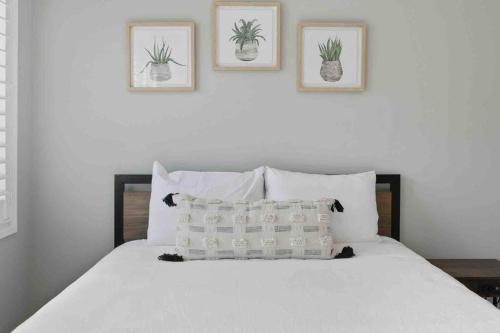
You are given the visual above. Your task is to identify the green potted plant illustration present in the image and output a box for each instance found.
[229,19,266,61]
[318,37,343,82]
[141,40,184,82]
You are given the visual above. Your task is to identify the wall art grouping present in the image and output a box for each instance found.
[128,1,366,92]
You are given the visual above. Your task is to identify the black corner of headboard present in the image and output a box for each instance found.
[376,174,401,241]
[114,174,152,247]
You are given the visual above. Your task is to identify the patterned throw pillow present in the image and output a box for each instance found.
[172,194,343,260]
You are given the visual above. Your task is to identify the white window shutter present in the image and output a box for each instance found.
[0,0,18,239]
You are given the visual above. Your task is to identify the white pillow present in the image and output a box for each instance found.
[148,162,265,245]
[174,194,341,260]
[264,167,378,243]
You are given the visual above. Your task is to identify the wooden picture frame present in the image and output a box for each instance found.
[128,21,196,92]
[212,1,281,71]
[297,21,366,92]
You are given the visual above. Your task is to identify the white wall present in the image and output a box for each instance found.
[27,0,500,315]
[0,0,33,331]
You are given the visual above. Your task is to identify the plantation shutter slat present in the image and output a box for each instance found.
[0,18,5,35]
[0,67,6,82]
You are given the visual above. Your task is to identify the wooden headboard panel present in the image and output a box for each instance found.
[114,174,400,247]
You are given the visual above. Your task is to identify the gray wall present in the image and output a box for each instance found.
[0,0,33,331]
[25,0,500,318]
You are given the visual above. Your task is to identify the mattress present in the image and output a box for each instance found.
[15,237,500,332]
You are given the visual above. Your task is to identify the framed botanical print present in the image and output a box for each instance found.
[128,21,195,91]
[212,1,280,71]
[297,22,366,92]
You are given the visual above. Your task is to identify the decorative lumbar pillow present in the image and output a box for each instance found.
[264,167,378,243]
[170,194,343,260]
[147,162,265,245]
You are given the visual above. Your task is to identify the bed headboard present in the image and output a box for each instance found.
[114,174,401,247]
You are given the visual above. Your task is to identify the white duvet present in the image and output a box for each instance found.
[15,237,500,333]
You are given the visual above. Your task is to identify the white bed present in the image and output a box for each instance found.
[15,237,500,332]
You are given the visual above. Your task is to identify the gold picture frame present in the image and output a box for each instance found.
[128,21,196,92]
[297,21,366,92]
[212,1,281,71]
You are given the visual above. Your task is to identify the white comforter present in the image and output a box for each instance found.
[15,238,500,333]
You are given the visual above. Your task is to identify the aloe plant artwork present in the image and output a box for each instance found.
[318,37,343,82]
[229,19,266,61]
[141,40,184,82]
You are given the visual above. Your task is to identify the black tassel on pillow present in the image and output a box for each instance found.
[334,200,344,212]
[158,253,184,262]
[334,246,355,259]
[330,200,344,213]
[162,193,179,207]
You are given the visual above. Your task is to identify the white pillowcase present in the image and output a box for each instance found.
[265,167,379,243]
[148,162,265,245]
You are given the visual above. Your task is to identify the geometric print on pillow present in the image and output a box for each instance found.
[173,195,343,260]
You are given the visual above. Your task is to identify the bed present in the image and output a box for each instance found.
[14,174,500,332]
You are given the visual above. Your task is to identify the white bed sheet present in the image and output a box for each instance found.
[15,237,500,333]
